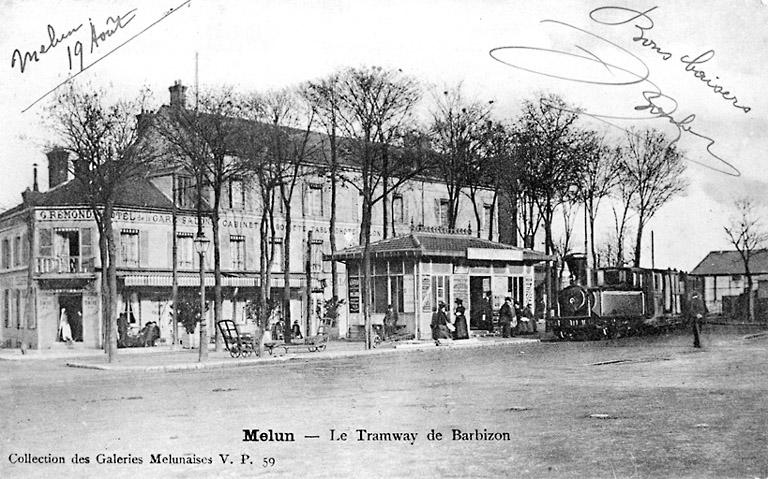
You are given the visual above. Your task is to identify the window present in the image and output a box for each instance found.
[1,238,9,269]
[230,236,245,270]
[483,204,493,231]
[14,290,22,328]
[177,233,193,268]
[431,274,451,309]
[54,229,80,272]
[229,179,245,209]
[310,239,323,273]
[438,199,449,227]
[307,184,324,217]
[508,276,524,306]
[3,290,9,327]
[393,195,404,224]
[120,230,139,267]
[13,236,21,267]
[175,176,195,208]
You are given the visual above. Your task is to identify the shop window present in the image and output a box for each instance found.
[390,276,404,313]
[431,275,450,309]
[508,276,524,306]
[230,236,245,270]
[374,276,389,313]
[120,230,139,267]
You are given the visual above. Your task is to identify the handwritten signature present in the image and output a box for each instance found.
[489,5,745,176]
[10,0,191,113]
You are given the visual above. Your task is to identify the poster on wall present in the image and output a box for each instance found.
[421,275,432,313]
[348,277,360,313]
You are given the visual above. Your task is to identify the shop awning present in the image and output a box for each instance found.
[121,272,304,288]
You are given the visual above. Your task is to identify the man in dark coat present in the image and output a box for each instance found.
[499,297,515,338]
[431,302,452,344]
[689,292,707,348]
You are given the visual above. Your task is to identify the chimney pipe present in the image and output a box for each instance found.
[32,163,39,192]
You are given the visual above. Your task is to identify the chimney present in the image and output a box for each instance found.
[32,163,39,192]
[168,80,187,109]
[46,148,69,188]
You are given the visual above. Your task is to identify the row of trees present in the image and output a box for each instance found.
[45,66,691,360]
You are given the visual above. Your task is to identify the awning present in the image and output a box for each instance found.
[121,272,304,288]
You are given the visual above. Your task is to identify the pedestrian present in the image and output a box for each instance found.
[515,301,528,334]
[431,302,452,345]
[291,320,303,340]
[58,308,73,345]
[383,304,398,340]
[523,303,536,333]
[499,297,515,338]
[689,291,707,348]
[483,291,495,334]
[453,299,469,340]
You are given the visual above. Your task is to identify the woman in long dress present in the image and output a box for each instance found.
[58,308,73,344]
[454,299,469,340]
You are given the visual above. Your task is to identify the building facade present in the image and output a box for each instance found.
[0,90,505,349]
[691,249,768,317]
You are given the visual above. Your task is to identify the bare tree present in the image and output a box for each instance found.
[553,201,578,286]
[427,85,492,229]
[257,88,317,342]
[621,128,687,267]
[335,66,422,349]
[46,82,157,362]
[578,133,620,267]
[153,86,246,360]
[724,197,768,322]
[303,74,344,300]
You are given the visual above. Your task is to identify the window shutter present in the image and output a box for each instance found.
[168,231,174,268]
[139,231,149,267]
[221,234,231,271]
[39,228,52,257]
[80,228,94,272]
[245,236,255,271]
[21,231,29,263]
[301,183,307,217]
[433,199,441,227]
[403,196,410,225]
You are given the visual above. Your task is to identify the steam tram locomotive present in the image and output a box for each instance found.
[547,254,692,340]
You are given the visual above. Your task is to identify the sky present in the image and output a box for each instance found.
[1,0,766,271]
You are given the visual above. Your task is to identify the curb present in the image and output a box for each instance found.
[64,338,539,372]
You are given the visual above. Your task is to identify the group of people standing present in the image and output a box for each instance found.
[498,297,536,338]
[430,299,470,344]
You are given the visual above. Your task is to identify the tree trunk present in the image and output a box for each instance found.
[360,198,373,349]
[329,163,339,301]
[103,202,118,362]
[171,178,179,349]
[746,266,755,322]
[97,221,110,354]
[212,185,223,352]
[634,217,645,268]
[283,203,293,342]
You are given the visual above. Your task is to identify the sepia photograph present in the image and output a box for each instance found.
[1,0,767,477]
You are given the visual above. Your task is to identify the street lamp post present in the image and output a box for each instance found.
[194,232,210,362]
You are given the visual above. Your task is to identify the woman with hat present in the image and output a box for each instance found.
[453,298,469,340]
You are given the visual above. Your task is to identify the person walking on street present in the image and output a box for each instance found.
[453,299,469,340]
[499,297,515,338]
[383,304,398,340]
[523,303,536,333]
[689,291,707,348]
[431,302,452,345]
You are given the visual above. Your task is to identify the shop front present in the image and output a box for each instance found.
[329,228,553,340]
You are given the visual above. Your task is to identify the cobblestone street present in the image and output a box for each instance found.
[2,329,768,478]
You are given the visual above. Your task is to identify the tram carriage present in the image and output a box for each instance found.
[548,254,692,340]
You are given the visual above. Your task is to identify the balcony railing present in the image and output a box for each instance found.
[36,256,94,274]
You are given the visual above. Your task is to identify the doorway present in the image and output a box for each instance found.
[58,294,83,342]
[469,276,491,330]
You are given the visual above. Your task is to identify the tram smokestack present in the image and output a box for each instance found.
[564,253,588,285]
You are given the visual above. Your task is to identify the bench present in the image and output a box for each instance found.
[216,320,255,358]
[263,334,329,355]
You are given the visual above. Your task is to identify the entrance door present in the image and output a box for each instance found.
[58,295,83,342]
[470,276,490,330]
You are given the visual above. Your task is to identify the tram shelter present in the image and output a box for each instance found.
[328,228,553,340]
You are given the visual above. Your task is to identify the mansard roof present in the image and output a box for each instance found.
[24,176,175,211]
